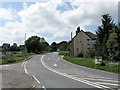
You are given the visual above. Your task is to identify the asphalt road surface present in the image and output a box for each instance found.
[1,52,120,90]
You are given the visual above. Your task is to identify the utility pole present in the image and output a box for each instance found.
[25,33,27,57]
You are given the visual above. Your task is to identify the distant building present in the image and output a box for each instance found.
[69,26,97,57]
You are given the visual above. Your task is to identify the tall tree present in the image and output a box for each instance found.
[2,43,10,54]
[107,23,120,61]
[40,42,50,51]
[95,14,114,59]
[25,36,41,53]
[50,42,58,52]
[9,43,20,51]
[58,41,68,51]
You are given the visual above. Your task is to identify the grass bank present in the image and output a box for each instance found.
[0,52,34,65]
[63,56,120,73]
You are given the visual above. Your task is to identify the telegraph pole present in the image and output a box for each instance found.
[25,33,27,57]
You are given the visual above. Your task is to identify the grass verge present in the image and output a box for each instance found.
[63,56,120,73]
[0,52,34,65]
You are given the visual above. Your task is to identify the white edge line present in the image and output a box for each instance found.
[32,75,41,84]
[96,82,119,86]
[83,78,120,83]
[40,55,110,89]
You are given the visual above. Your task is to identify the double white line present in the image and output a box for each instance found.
[41,55,111,89]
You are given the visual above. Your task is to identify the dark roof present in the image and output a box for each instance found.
[84,32,97,40]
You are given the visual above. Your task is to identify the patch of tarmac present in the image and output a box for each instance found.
[1,70,34,89]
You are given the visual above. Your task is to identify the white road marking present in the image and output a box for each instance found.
[21,61,25,67]
[24,61,29,74]
[40,55,110,89]
[52,54,58,62]
[42,86,46,90]
[96,82,119,86]
[53,63,57,66]
[1,65,10,67]
[32,75,41,84]
[83,78,120,83]
[48,58,50,60]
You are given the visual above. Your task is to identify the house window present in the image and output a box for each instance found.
[76,48,79,52]
[87,39,90,45]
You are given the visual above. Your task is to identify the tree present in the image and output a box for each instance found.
[95,14,114,59]
[25,36,41,53]
[19,45,25,51]
[58,41,68,51]
[9,43,20,51]
[50,42,58,52]
[40,42,50,51]
[2,43,10,54]
[107,23,120,61]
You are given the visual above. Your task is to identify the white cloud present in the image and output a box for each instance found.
[0,0,118,45]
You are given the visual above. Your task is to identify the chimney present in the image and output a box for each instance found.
[76,26,80,35]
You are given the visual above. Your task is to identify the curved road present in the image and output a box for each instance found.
[1,52,120,90]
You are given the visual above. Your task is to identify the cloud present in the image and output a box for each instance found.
[0,0,118,45]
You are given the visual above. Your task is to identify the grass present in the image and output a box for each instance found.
[63,56,120,73]
[58,51,69,56]
[0,52,34,65]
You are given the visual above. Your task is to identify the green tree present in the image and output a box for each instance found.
[107,23,120,61]
[58,41,68,51]
[40,42,50,51]
[25,36,41,53]
[50,42,58,52]
[9,43,20,51]
[95,14,114,59]
[2,43,10,54]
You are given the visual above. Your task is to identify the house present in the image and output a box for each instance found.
[69,26,97,57]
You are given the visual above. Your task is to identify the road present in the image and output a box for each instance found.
[1,52,120,90]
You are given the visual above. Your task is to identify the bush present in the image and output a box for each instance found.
[59,51,69,56]
[77,53,83,57]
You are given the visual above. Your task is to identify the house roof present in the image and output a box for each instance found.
[70,30,97,43]
[84,32,97,40]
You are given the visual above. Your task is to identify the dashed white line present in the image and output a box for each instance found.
[40,55,110,89]
[21,61,25,67]
[24,61,29,74]
[32,75,41,84]
[42,86,46,90]
[52,54,58,62]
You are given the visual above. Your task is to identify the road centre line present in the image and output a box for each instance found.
[21,61,25,67]
[24,61,29,74]
[42,86,47,90]
[52,54,58,62]
[40,55,110,89]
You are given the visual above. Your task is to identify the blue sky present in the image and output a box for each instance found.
[0,0,118,45]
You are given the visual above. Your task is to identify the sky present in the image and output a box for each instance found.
[0,0,119,46]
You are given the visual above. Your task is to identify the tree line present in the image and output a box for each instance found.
[2,36,69,54]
